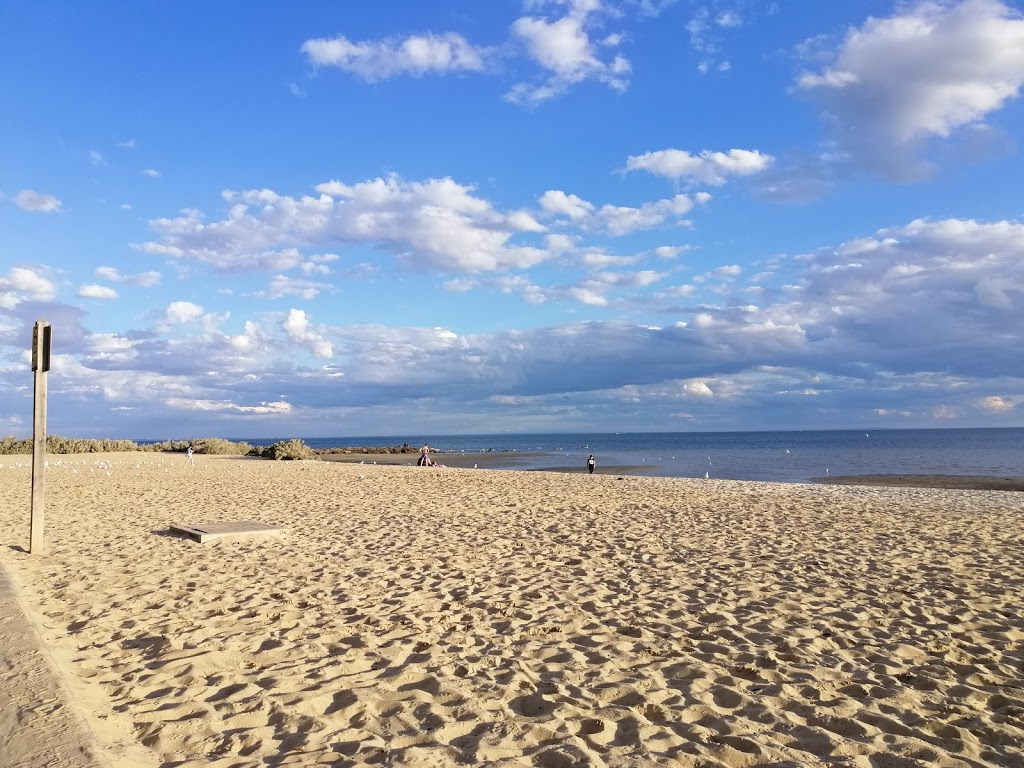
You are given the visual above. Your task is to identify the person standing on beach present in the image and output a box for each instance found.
[418,443,431,466]
[587,455,595,474]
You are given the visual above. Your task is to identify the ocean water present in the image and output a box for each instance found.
[259,428,1024,484]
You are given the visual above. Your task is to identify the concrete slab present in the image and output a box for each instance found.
[168,520,284,543]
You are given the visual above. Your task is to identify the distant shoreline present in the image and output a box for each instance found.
[319,452,1023,489]
[813,474,1024,491]
[7,437,1021,490]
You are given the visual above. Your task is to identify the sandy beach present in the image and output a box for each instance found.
[1,453,1021,767]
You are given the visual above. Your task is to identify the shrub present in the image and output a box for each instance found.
[140,438,254,455]
[0,436,148,454]
[192,438,253,455]
[0,436,31,455]
[265,438,316,461]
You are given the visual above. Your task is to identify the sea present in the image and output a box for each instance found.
[249,428,1024,484]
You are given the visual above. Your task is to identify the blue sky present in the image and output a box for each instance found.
[2,0,1024,439]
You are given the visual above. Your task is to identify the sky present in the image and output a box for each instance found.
[2,0,1024,440]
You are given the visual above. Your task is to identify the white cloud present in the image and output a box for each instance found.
[654,245,694,259]
[301,32,490,80]
[635,0,679,17]
[717,11,742,28]
[625,148,774,185]
[95,266,162,287]
[14,190,62,213]
[143,168,161,177]
[594,195,706,236]
[78,284,119,300]
[251,275,332,300]
[686,5,744,73]
[541,189,709,235]
[163,301,205,325]
[88,149,106,166]
[0,266,57,302]
[576,249,637,268]
[165,398,293,414]
[283,308,333,359]
[507,1,630,104]
[978,394,1014,412]
[795,0,1024,179]
[931,405,962,419]
[9,206,1024,435]
[708,265,742,279]
[569,286,608,306]
[118,138,137,148]
[539,190,594,220]
[443,279,477,293]
[140,176,550,274]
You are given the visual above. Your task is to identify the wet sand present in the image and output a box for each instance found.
[816,474,1024,491]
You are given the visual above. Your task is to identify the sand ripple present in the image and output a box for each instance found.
[1,454,1022,767]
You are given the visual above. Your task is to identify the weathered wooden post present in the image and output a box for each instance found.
[30,319,51,555]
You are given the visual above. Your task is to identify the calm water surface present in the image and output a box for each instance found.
[254,429,1024,484]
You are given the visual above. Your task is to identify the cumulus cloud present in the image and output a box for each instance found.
[540,189,710,235]
[507,0,631,104]
[654,245,695,259]
[78,284,119,300]
[538,190,594,220]
[978,394,1014,412]
[625,148,774,185]
[297,1,629,105]
[0,267,57,304]
[8,207,1024,434]
[283,309,333,359]
[301,32,490,80]
[795,0,1024,179]
[139,176,548,274]
[14,190,62,213]
[162,301,205,325]
[143,168,161,178]
[748,218,1024,377]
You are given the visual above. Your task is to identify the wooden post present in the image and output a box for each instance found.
[30,320,51,555]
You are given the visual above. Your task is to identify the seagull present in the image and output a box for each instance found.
[786,449,790,454]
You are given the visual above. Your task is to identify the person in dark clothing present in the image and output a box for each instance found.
[587,455,595,474]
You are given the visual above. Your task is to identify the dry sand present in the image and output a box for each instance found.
[0,452,1021,768]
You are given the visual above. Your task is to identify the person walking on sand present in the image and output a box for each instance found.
[587,454,595,474]
[418,443,431,467]
[185,445,195,466]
